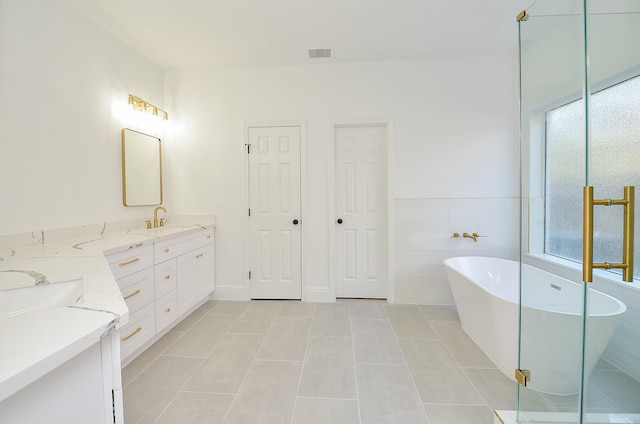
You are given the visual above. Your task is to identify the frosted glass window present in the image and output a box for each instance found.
[545,75,640,279]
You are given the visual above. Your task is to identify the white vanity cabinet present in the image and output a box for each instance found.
[0,332,123,424]
[154,228,215,317]
[153,258,177,332]
[107,244,156,361]
[176,242,214,315]
[110,227,215,364]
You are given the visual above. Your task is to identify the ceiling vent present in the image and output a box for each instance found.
[308,48,332,59]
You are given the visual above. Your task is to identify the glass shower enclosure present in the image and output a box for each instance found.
[517,0,640,423]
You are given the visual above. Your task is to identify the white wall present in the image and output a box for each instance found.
[0,1,521,303]
[0,0,166,236]
[165,57,521,303]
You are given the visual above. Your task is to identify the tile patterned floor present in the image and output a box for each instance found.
[122,300,640,424]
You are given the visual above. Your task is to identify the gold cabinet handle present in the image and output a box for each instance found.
[165,307,171,313]
[207,235,212,239]
[164,274,171,280]
[123,289,141,300]
[119,257,140,267]
[164,248,170,253]
[195,253,204,259]
[122,327,142,341]
[583,186,635,282]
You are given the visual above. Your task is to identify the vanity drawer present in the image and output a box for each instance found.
[154,258,177,298]
[120,302,155,361]
[108,244,154,280]
[154,229,214,263]
[155,291,178,333]
[117,267,154,313]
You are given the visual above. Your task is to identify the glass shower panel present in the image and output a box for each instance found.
[518,0,587,422]
[583,0,640,421]
[518,0,640,422]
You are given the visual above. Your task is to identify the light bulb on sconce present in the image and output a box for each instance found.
[127,94,168,121]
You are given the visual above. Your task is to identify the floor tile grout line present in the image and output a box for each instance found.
[129,300,589,424]
[347,300,364,424]
[426,314,494,412]
[289,302,317,424]
[150,357,207,424]
[151,302,244,423]
[383,303,434,422]
[122,300,217,388]
[147,301,242,424]
[579,384,620,413]
[422,401,491,407]
[122,330,186,388]
[294,394,359,401]
[429,319,541,415]
[217,300,285,424]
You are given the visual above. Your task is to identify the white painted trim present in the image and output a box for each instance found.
[386,121,395,304]
[210,285,251,301]
[327,118,395,302]
[327,124,336,301]
[242,121,307,300]
[304,286,334,303]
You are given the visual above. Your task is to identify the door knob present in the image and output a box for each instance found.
[337,218,343,224]
[293,219,299,225]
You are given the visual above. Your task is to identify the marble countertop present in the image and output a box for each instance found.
[0,216,215,402]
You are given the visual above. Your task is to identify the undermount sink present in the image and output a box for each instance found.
[142,225,200,236]
[0,279,83,319]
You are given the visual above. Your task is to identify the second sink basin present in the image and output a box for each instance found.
[0,279,83,319]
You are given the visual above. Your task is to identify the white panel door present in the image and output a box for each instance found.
[335,125,388,298]
[249,126,302,299]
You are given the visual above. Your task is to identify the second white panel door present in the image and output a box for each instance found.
[248,126,302,299]
[335,125,388,299]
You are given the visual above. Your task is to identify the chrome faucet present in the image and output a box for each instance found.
[153,206,167,228]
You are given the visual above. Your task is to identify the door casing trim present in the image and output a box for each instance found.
[243,121,307,300]
[328,118,395,303]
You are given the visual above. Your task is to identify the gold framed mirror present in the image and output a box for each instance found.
[121,128,162,206]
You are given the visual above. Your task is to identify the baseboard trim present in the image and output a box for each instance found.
[210,285,250,301]
[210,285,333,302]
[304,286,334,302]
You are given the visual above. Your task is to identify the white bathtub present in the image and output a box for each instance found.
[444,256,626,395]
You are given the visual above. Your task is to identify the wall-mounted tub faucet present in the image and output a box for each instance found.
[463,232,485,242]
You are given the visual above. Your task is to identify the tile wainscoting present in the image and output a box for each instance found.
[393,197,520,304]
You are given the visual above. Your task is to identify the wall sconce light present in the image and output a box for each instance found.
[127,94,169,121]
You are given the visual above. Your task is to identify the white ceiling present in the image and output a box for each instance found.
[65,0,532,69]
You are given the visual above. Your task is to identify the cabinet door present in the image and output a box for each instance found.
[154,258,177,298]
[117,267,154,313]
[195,244,214,300]
[177,251,198,315]
[0,343,109,423]
[177,245,214,316]
[107,244,154,280]
[155,291,178,333]
[120,303,155,361]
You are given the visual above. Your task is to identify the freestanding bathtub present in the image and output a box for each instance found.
[444,256,626,395]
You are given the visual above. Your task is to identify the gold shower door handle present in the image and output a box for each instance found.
[583,186,635,283]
